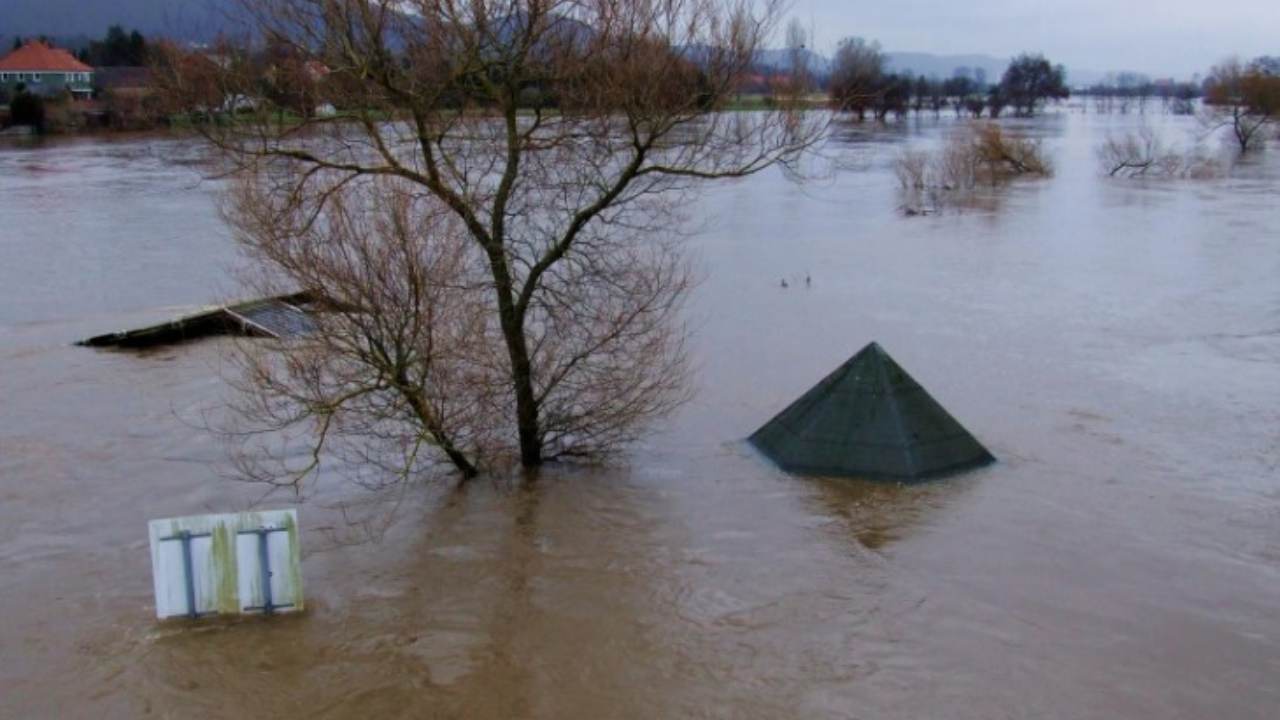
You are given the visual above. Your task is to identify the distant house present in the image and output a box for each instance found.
[0,41,95,99]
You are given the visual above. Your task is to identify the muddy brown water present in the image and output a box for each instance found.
[1,115,1278,718]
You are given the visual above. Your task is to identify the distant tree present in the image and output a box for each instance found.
[105,25,130,62]
[944,75,975,117]
[1202,58,1280,153]
[999,53,1069,116]
[829,36,885,121]
[12,37,22,51]
[927,77,946,115]
[911,75,929,113]
[1114,72,1151,113]
[85,26,149,66]
[986,86,1009,118]
[783,17,813,94]
[1084,72,1164,116]
[128,30,147,65]
[1169,82,1199,116]
[873,74,909,120]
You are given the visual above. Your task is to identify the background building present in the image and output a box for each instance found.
[0,40,94,99]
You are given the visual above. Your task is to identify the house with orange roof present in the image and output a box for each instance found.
[0,41,95,100]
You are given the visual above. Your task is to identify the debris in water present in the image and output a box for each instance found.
[750,342,995,481]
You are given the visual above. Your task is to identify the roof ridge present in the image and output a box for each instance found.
[874,347,919,478]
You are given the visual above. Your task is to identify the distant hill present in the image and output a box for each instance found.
[884,52,1010,81]
[1,0,241,44]
[753,48,834,76]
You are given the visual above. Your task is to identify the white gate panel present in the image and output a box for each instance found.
[148,509,303,620]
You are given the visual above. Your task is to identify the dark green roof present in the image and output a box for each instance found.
[750,343,994,481]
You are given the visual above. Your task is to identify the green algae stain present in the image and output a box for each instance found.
[210,523,240,613]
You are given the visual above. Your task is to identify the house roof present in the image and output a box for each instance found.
[0,41,94,73]
[750,342,995,481]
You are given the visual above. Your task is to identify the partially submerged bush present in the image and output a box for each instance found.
[895,123,1051,213]
[1098,126,1220,179]
[893,149,932,190]
[970,123,1051,178]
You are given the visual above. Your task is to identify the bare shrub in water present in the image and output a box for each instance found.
[893,149,931,190]
[894,123,1050,213]
[1098,126,1221,179]
[155,0,822,483]
[970,123,1052,179]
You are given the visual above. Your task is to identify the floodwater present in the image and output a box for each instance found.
[1,113,1278,718]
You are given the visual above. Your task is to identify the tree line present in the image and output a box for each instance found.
[77,25,150,67]
[809,36,1069,120]
[1078,73,1201,115]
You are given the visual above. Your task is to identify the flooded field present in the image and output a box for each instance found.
[1,113,1278,718]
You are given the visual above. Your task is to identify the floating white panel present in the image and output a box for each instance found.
[147,510,303,620]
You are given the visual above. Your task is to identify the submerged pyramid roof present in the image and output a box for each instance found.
[750,343,994,481]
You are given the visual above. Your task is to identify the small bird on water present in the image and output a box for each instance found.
[780,278,789,289]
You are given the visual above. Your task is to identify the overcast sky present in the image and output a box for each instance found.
[794,0,1279,79]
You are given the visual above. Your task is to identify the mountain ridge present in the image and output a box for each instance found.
[1,2,1115,85]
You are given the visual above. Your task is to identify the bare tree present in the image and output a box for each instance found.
[157,0,821,483]
[998,53,1069,117]
[1202,58,1280,153]
[224,175,694,488]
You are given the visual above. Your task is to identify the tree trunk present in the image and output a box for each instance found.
[485,248,543,468]
[507,327,543,468]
